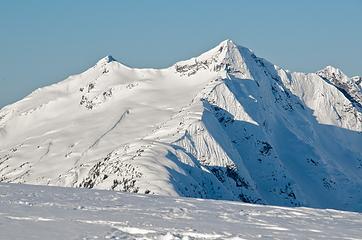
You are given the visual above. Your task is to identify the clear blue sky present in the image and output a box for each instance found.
[1,0,361,108]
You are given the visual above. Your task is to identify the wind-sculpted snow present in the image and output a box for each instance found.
[1,183,362,240]
[0,40,361,212]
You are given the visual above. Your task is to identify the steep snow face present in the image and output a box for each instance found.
[0,40,361,212]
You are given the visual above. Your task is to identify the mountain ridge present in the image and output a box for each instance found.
[0,39,361,212]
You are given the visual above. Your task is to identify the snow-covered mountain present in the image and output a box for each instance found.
[0,40,361,212]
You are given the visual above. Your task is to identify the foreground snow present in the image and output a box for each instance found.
[0,183,361,240]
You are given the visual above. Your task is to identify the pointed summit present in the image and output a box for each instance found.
[174,39,253,79]
[318,65,345,76]
[317,65,362,109]
[317,65,349,84]
[209,39,240,57]
[212,39,254,78]
[217,39,237,49]
[96,55,116,66]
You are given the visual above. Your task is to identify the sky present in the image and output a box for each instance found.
[0,0,361,108]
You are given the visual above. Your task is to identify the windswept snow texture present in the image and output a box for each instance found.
[1,183,362,240]
[0,40,361,211]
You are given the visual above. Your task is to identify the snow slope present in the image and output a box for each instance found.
[0,40,361,212]
[1,183,362,240]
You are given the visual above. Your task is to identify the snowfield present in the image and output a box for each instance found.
[1,183,362,240]
[0,39,361,212]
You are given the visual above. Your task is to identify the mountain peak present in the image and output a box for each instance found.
[317,65,362,110]
[96,55,116,66]
[174,39,254,78]
[319,65,344,75]
[218,39,236,48]
[316,65,349,83]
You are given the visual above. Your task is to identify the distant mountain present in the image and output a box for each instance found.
[317,65,362,110]
[0,40,361,211]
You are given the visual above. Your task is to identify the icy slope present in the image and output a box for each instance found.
[1,183,362,240]
[0,40,361,211]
